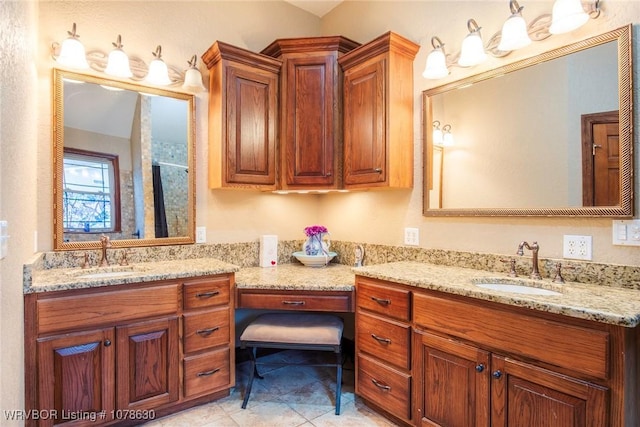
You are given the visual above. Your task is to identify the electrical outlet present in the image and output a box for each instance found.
[196,226,206,244]
[404,227,419,246]
[563,235,592,260]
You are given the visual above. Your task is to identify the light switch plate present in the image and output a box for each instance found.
[404,227,419,246]
[612,220,640,246]
[195,226,206,243]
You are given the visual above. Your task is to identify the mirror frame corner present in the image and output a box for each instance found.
[52,68,197,250]
[422,24,633,218]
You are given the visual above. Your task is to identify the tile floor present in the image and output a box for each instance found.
[143,349,399,427]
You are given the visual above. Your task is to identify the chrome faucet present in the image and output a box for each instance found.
[516,241,541,280]
[99,234,111,267]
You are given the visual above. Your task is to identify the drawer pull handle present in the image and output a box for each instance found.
[197,368,220,377]
[371,297,391,306]
[475,364,485,373]
[371,378,391,391]
[371,334,391,344]
[196,327,220,336]
[196,290,220,298]
[492,370,503,379]
[282,300,305,306]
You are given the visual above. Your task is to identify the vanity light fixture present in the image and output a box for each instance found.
[442,124,454,147]
[432,121,444,146]
[458,19,488,67]
[498,0,532,51]
[423,37,449,79]
[104,35,133,78]
[145,45,171,86]
[549,0,599,34]
[182,55,206,92]
[54,23,89,69]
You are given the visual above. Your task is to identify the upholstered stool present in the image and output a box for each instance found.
[239,313,344,414]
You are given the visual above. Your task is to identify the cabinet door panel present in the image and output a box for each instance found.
[37,328,115,426]
[414,331,490,427]
[491,355,608,427]
[343,59,386,186]
[116,317,179,410]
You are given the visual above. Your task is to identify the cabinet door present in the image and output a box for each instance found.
[225,65,278,186]
[37,328,115,426]
[343,59,386,186]
[413,330,490,427]
[491,355,608,427]
[116,317,179,410]
[283,55,336,187]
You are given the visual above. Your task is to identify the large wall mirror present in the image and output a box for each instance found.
[423,25,632,217]
[53,69,196,250]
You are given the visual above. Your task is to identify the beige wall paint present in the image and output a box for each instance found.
[321,1,640,265]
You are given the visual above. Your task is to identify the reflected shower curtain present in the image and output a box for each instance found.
[152,164,168,238]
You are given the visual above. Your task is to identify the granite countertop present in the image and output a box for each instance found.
[235,263,355,291]
[25,258,240,294]
[354,261,640,328]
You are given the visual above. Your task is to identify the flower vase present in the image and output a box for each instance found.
[303,233,330,255]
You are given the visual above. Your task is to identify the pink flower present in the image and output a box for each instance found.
[304,225,328,237]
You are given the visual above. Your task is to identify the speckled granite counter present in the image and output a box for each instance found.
[354,261,640,328]
[235,263,355,291]
[25,258,240,294]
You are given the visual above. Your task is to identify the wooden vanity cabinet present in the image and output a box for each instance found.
[261,36,360,190]
[202,41,281,190]
[339,32,419,190]
[25,273,235,427]
[355,277,413,424]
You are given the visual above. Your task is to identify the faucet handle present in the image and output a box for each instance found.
[500,258,517,277]
[553,262,575,284]
[76,252,90,269]
[119,250,129,266]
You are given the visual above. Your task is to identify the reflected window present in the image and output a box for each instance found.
[63,148,121,233]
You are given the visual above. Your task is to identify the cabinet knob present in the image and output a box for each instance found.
[104,339,111,347]
[492,370,502,379]
[374,168,382,173]
[475,364,485,373]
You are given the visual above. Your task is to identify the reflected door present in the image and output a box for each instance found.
[582,111,619,206]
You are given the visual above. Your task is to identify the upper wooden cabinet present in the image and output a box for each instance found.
[339,32,419,190]
[261,36,360,190]
[203,42,282,190]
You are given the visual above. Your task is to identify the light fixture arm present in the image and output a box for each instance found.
[467,18,482,34]
[112,35,124,50]
[431,36,445,50]
[509,0,524,15]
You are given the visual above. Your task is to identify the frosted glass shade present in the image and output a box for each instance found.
[105,48,133,78]
[423,49,449,80]
[433,128,444,146]
[57,37,89,69]
[182,67,206,91]
[146,58,171,85]
[443,131,454,147]
[549,0,589,34]
[458,33,487,67]
[498,14,531,51]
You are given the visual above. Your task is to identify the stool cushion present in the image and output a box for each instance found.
[240,313,343,346]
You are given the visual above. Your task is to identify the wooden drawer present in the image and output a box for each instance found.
[357,353,411,422]
[413,291,610,379]
[37,284,179,335]
[183,308,230,354]
[183,276,231,310]
[237,289,353,312]
[356,277,410,321]
[357,311,411,370]
[184,347,231,397]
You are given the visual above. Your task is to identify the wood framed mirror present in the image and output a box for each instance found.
[53,69,196,250]
[423,25,632,217]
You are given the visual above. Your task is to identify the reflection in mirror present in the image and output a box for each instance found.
[53,69,196,250]
[423,25,632,217]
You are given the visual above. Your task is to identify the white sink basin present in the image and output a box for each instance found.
[474,281,562,296]
[77,271,136,279]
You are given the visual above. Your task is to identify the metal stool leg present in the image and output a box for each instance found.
[241,347,262,409]
[335,348,343,415]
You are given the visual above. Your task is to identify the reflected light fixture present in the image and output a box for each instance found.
[104,35,133,78]
[54,23,89,69]
[442,124,454,147]
[145,45,171,85]
[423,37,449,79]
[498,0,532,51]
[458,19,487,67]
[432,121,444,146]
[549,0,591,34]
[182,55,206,92]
